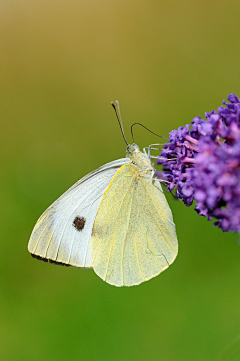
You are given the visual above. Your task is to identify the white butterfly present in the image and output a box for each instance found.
[28,103,178,287]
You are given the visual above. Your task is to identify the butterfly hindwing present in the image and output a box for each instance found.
[91,164,178,286]
[28,158,130,268]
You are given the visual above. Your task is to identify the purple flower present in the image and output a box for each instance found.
[157,93,240,233]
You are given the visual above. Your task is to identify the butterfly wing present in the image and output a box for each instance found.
[91,164,178,286]
[28,158,130,268]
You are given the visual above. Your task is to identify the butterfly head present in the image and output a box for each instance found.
[126,143,154,172]
[126,143,140,156]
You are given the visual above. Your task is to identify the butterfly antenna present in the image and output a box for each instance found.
[111,100,128,145]
[131,123,168,143]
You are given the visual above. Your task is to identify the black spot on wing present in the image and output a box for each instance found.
[73,216,86,231]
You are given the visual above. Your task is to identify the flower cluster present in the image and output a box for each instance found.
[157,93,240,233]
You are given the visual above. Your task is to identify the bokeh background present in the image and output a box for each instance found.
[1,1,240,360]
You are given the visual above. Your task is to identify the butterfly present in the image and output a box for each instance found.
[28,102,178,287]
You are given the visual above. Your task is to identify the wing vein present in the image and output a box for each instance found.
[121,180,135,285]
[134,180,145,282]
[102,176,135,282]
[143,179,177,253]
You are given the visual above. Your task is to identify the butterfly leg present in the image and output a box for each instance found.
[143,146,151,158]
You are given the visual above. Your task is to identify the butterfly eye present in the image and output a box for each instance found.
[73,216,86,231]
[127,144,137,153]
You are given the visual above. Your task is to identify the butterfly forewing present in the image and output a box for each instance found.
[91,164,178,286]
[28,158,130,268]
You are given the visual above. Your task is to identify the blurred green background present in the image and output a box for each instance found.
[1,1,240,360]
